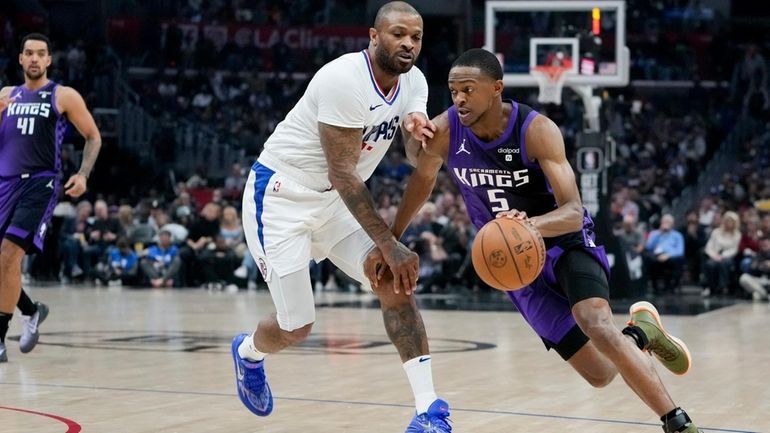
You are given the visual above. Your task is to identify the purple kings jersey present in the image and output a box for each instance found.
[0,81,66,177]
[446,101,557,225]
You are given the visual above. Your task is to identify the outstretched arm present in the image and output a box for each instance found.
[364,111,450,286]
[393,111,450,239]
[319,121,418,294]
[517,115,584,237]
[57,86,102,197]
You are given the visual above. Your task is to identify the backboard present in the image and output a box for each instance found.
[484,0,629,88]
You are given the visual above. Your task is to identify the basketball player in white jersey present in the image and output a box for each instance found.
[231,3,451,432]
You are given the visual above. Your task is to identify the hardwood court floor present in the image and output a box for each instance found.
[1,286,767,433]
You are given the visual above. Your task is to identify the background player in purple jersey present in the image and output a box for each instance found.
[365,49,703,433]
[0,33,102,362]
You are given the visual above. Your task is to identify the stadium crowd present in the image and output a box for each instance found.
[2,0,769,300]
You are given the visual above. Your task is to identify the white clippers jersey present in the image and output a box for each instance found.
[259,50,428,190]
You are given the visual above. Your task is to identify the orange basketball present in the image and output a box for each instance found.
[471,217,546,291]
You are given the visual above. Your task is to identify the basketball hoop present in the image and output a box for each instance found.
[531,65,570,105]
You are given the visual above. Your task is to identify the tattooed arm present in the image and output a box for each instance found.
[319,121,419,295]
[56,86,102,197]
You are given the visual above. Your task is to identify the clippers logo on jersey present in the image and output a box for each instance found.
[5,102,52,118]
[452,167,530,189]
[361,115,400,152]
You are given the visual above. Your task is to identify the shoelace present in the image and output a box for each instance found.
[242,364,266,390]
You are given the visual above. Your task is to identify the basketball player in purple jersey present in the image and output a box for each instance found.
[366,49,703,433]
[0,33,102,362]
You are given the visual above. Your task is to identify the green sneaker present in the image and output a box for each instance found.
[629,301,692,375]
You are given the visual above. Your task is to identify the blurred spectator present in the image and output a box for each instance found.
[644,214,685,294]
[96,237,139,286]
[83,200,124,279]
[698,197,719,233]
[616,214,645,282]
[156,211,189,244]
[738,236,770,301]
[223,163,246,200]
[181,202,221,285]
[219,205,245,252]
[702,211,742,297]
[59,200,92,282]
[117,205,137,240]
[141,229,182,288]
[679,210,707,284]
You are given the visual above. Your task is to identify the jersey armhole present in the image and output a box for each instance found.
[51,84,62,117]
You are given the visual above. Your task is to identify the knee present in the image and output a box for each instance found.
[372,276,412,308]
[281,322,313,345]
[573,308,620,348]
[0,243,23,269]
[583,368,617,388]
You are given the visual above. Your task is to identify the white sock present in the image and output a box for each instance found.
[403,355,438,414]
[238,332,266,362]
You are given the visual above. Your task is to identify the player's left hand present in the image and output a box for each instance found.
[404,112,436,143]
[64,173,87,197]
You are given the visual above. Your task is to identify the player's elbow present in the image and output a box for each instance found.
[566,201,584,231]
[326,167,356,190]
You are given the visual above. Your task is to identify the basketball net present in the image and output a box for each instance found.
[531,65,570,105]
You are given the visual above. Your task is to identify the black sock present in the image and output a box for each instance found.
[17,288,37,316]
[661,407,693,432]
[621,325,649,351]
[0,312,12,343]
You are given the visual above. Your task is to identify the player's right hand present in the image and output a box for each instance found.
[0,94,18,113]
[381,240,419,295]
[363,248,387,289]
[496,209,528,220]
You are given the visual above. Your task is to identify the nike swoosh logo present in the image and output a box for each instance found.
[369,104,383,111]
[418,356,431,362]
[237,362,245,380]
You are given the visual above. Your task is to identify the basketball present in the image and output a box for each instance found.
[471,218,546,291]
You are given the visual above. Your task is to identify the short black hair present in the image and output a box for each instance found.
[374,1,420,29]
[21,33,51,53]
[451,48,503,81]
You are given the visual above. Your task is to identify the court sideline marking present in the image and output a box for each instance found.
[1,381,758,433]
[0,405,82,433]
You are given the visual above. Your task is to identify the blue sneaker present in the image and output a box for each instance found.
[231,333,273,416]
[405,399,452,432]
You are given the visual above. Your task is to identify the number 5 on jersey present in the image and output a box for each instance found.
[17,117,36,135]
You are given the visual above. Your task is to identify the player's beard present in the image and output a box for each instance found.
[375,45,414,75]
[24,66,45,81]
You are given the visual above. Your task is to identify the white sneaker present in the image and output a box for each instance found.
[247,280,258,291]
[234,266,248,279]
[71,265,84,278]
[20,302,49,353]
